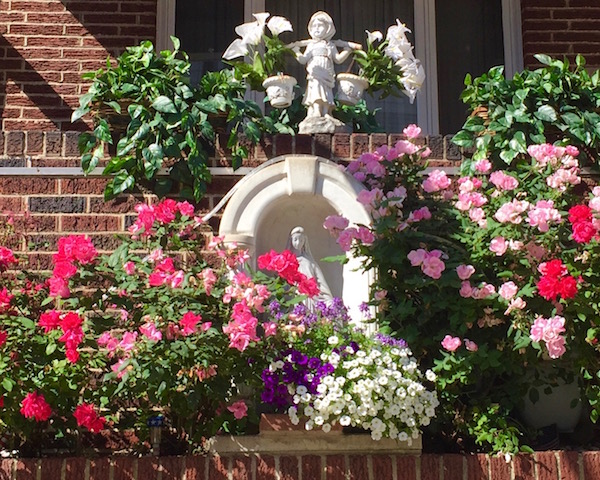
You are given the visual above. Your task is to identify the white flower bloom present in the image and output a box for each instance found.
[340,415,351,426]
[398,431,409,442]
[314,415,324,426]
[296,385,308,395]
[425,370,437,381]
[366,29,383,44]
[304,406,314,416]
[267,15,292,36]
[322,423,332,433]
[328,335,339,345]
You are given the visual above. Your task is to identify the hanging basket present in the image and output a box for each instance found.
[336,73,369,106]
[262,74,297,108]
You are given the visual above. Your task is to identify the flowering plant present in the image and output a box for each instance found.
[322,125,600,454]
[352,21,425,102]
[223,12,295,91]
[0,196,435,455]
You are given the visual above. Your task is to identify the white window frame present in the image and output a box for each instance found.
[156,0,523,135]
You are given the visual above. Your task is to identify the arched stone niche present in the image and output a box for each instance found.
[219,155,372,320]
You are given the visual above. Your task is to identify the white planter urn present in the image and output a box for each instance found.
[262,74,297,108]
[336,73,369,105]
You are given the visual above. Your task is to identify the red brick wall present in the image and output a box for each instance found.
[0,0,157,131]
[0,131,461,271]
[521,0,600,69]
[0,451,598,480]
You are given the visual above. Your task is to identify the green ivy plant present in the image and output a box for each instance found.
[453,54,600,169]
[73,38,289,201]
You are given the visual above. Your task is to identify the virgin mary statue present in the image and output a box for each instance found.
[286,226,333,310]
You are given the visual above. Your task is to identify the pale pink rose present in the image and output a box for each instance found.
[527,200,562,232]
[546,337,566,358]
[508,240,524,251]
[421,256,445,279]
[504,297,526,315]
[498,281,518,300]
[407,249,428,266]
[337,228,357,251]
[456,264,475,280]
[323,215,349,233]
[458,176,482,193]
[592,186,600,197]
[464,339,478,352]
[421,147,432,158]
[403,124,421,139]
[474,283,496,299]
[474,159,492,173]
[489,237,508,256]
[459,281,474,298]
[123,261,136,275]
[356,226,375,244]
[441,335,462,352]
[469,208,486,224]
[494,200,530,224]
[589,196,600,212]
[530,317,546,342]
[490,171,519,191]
[422,170,451,193]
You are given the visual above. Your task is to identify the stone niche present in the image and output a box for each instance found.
[219,155,372,320]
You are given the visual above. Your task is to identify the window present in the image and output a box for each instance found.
[157,0,523,135]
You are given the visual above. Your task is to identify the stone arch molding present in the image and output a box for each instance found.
[219,155,372,320]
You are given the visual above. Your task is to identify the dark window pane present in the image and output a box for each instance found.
[175,0,244,84]
[436,0,504,134]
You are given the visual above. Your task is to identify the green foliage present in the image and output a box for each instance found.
[333,100,383,133]
[73,38,288,201]
[454,54,600,169]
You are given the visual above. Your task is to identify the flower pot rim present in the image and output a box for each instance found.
[336,73,369,88]
[262,75,297,88]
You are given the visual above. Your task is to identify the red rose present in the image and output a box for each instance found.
[568,204,592,224]
[572,220,596,244]
[20,392,52,422]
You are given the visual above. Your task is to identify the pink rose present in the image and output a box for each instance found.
[489,237,508,256]
[323,215,349,233]
[459,281,474,298]
[474,159,492,173]
[456,264,475,280]
[441,335,462,352]
[498,281,518,300]
[464,339,478,352]
[421,256,445,279]
[422,170,451,193]
[403,124,421,139]
[407,249,427,266]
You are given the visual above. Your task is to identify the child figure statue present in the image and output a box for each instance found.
[289,11,361,134]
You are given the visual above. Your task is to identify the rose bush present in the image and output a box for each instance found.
[0,198,435,455]
[324,126,600,454]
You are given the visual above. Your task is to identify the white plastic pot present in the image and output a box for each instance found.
[262,75,297,108]
[336,73,369,105]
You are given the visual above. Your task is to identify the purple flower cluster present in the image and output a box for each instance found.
[374,332,408,349]
[261,348,334,410]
